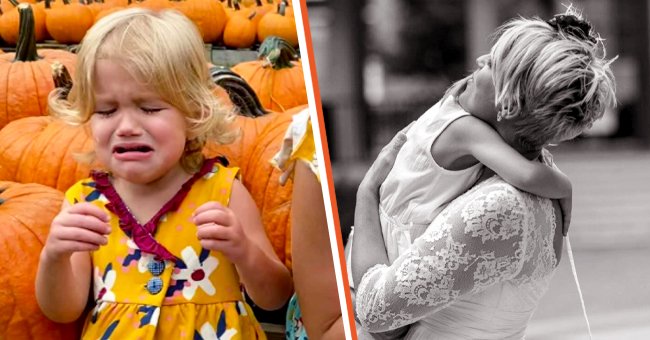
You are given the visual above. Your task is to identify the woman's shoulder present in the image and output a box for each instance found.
[468,176,529,199]
[466,175,559,226]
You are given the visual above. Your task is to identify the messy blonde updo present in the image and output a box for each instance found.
[490,6,616,150]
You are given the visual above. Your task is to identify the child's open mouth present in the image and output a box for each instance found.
[112,144,154,160]
[113,145,153,154]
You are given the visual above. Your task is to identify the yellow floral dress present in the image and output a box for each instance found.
[65,158,266,340]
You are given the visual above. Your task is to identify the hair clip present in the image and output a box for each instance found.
[546,14,597,44]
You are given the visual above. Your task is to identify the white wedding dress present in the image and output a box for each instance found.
[355,176,562,339]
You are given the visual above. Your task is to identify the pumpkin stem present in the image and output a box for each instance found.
[258,36,298,70]
[8,0,20,7]
[209,67,268,117]
[255,0,261,6]
[14,4,41,63]
[52,62,73,100]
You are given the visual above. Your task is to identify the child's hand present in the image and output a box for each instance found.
[193,201,250,264]
[559,196,572,236]
[44,202,111,261]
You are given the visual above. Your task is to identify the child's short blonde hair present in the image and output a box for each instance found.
[490,7,616,151]
[50,8,236,173]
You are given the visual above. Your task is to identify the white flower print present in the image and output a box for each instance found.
[94,264,116,302]
[237,301,248,316]
[173,246,219,300]
[198,321,237,340]
[91,263,117,320]
[125,239,157,273]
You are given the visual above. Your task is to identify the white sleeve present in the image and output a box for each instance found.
[355,180,534,332]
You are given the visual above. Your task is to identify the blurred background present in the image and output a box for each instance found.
[306,0,650,338]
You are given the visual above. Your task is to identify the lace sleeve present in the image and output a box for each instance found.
[355,178,534,332]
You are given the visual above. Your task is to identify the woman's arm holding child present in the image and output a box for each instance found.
[35,201,110,323]
[449,117,572,232]
[193,181,293,311]
[351,126,410,287]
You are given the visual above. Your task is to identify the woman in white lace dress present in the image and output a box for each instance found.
[351,9,616,339]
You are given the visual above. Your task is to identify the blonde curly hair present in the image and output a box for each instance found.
[49,8,236,173]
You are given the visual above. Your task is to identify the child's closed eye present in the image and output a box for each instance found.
[141,107,163,114]
[94,109,116,116]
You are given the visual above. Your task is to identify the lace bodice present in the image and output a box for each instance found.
[355,176,560,339]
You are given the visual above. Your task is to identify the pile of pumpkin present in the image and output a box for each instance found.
[0,3,308,338]
[0,0,298,48]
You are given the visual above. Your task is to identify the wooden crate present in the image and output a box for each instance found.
[207,44,259,67]
[2,42,260,68]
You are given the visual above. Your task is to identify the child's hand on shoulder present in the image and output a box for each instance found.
[44,202,111,261]
[193,202,250,264]
[559,195,572,236]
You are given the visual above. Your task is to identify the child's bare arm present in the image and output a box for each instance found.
[446,117,573,232]
[291,161,344,340]
[36,201,108,322]
[195,180,293,311]
[453,117,572,199]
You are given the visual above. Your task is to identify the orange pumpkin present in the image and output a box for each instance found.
[104,0,131,6]
[94,5,128,23]
[248,0,275,25]
[231,36,307,112]
[280,0,294,17]
[0,181,80,339]
[176,0,227,43]
[0,3,77,129]
[223,9,258,50]
[256,0,297,46]
[221,0,236,20]
[86,0,129,19]
[0,1,47,44]
[45,0,95,44]
[0,116,96,191]
[129,0,173,11]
